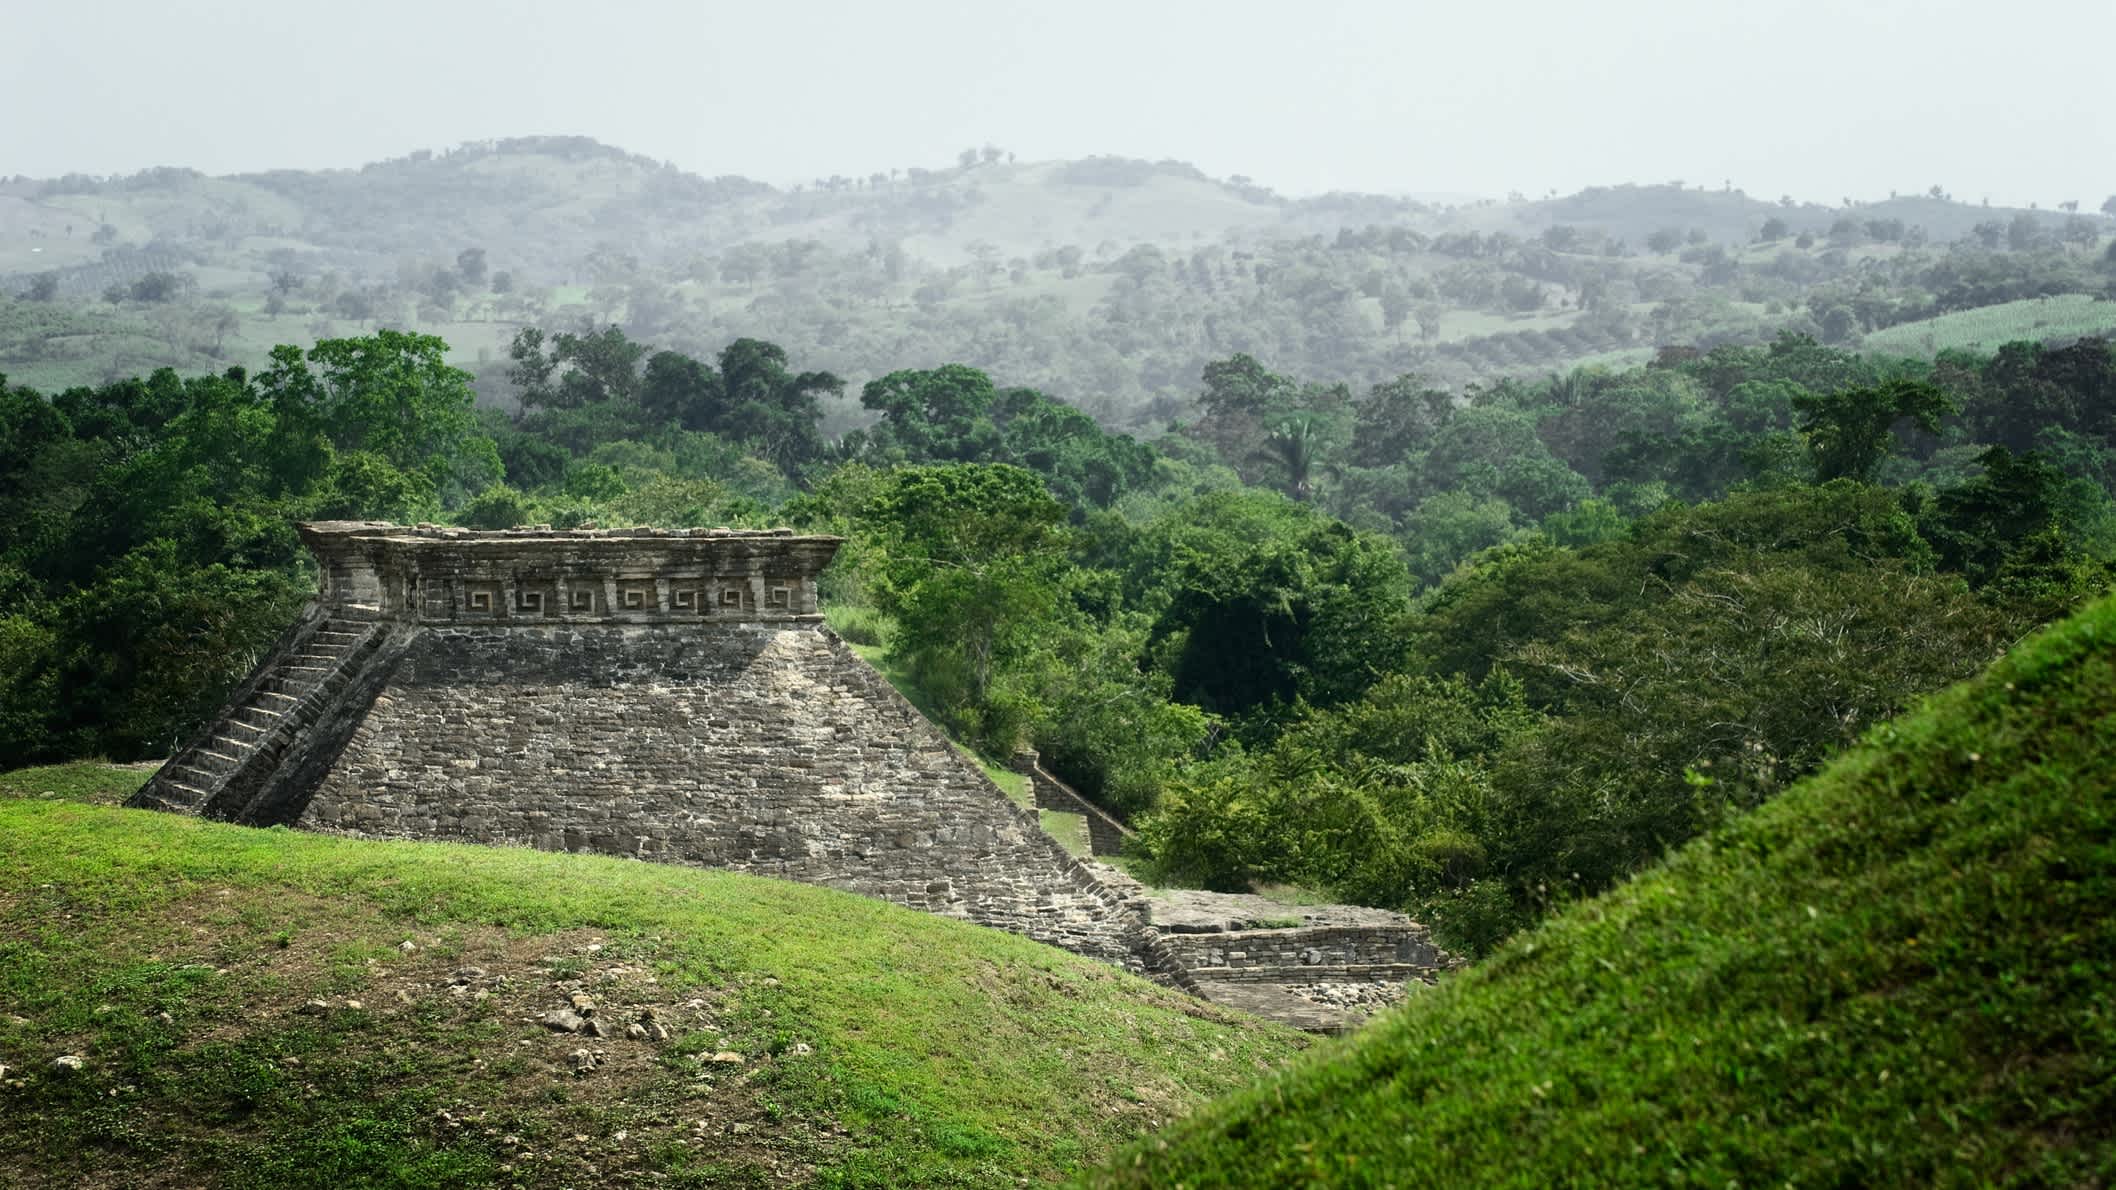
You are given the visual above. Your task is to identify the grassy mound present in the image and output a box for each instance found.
[1097,594,2116,1187]
[0,768,1302,1188]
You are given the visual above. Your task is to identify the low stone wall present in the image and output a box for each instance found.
[1010,753,1133,856]
[1160,925,1448,974]
[1185,963,1433,984]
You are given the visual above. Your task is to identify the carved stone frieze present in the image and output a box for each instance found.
[297,521,840,624]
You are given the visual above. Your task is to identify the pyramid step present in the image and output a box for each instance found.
[255,690,299,705]
[167,765,218,788]
[220,721,265,741]
[210,735,256,754]
[233,706,283,729]
[190,748,244,775]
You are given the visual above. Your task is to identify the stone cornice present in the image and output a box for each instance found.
[299,521,843,623]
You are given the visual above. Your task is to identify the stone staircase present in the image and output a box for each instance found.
[1083,872,1458,1032]
[1008,750,1136,857]
[135,613,390,819]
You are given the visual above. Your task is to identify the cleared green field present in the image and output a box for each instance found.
[1864,294,2116,357]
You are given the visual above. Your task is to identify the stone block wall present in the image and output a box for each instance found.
[1160,925,1449,974]
[1009,751,1135,856]
[294,622,1150,969]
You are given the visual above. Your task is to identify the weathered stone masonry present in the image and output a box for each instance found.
[132,522,1170,977]
[132,521,1447,1028]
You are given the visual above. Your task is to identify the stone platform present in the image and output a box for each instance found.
[1092,870,1454,1033]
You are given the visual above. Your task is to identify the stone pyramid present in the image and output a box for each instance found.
[130,522,1172,975]
[131,521,1453,1028]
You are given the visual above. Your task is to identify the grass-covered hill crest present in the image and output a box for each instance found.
[1098,591,2116,1187]
[0,765,1304,1188]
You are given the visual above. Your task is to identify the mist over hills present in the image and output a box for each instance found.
[6,135,2049,278]
[4,135,2111,427]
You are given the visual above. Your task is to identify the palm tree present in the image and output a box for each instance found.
[1253,418,1324,502]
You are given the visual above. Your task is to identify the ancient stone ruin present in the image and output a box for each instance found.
[131,521,1448,1029]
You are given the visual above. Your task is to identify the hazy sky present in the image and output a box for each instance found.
[8,0,2112,208]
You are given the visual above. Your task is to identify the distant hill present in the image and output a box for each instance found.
[1,137,2106,422]
[0,763,1302,1187]
[0,141,2064,285]
[1096,592,2116,1186]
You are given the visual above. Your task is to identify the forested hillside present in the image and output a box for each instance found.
[5,139,2113,428]
[1098,589,2116,1186]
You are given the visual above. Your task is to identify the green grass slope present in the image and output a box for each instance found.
[0,768,1302,1188]
[1096,593,2116,1188]
[1861,295,2116,358]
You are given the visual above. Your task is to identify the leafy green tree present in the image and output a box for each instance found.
[715,338,839,474]
[1379,286,1414,340]
[861,365,1002,461]
[313,450,441,522]
[639,349,724,432]
[890,555,1065,750]
[457,483,534,530]
[1350,375,1453,468]
[486,415,572,489]
[1139,671,1533,900]
[1411,483,1940,700]
[507,324,646,410]
[1031,619,1210,817]
[1818,305,1858,344]
[257,329,499,501]
[1539,498,1628,547]
[1186,354,1298,474]
[858,464,1068,594]
[988,387,1155,509]
[1963,337,2116,451]
[1419,405,1589,519]
[1400,491,1519,586]
[128,271,187,303]
[1792,379,1957,481]
[23,540,309,764]
[561,461,628,502]
[1137,490,1412,727]
[1483,556,2010,934]
[1923,447,2108,602]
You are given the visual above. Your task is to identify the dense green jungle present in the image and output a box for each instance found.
[3,142,2115,1184]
